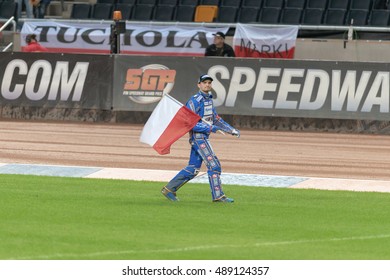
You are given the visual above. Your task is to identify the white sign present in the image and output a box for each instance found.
[21,21,229,56]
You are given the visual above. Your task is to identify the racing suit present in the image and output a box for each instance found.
[164,90,238,201]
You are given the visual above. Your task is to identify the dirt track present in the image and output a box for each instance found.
[1,119,390,181]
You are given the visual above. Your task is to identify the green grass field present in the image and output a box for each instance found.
[1,174,390,260]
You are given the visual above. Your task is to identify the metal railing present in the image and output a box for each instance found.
[0,16,16,52]
[16,17,390,33]
[0,16,16,32]
[2,43,14,52]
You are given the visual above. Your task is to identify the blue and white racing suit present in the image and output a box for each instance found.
[165,90,238,201]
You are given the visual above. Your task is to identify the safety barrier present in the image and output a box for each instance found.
[2,52,390,133]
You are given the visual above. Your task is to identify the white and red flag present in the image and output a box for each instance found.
[140,94,200,155]
[233,23,299,58]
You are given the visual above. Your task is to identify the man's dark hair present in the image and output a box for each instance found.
[26,34,37,44]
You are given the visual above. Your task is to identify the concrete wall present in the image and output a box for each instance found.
[295,38,390,62]
[3,106,390,134]
[222,37,390,63]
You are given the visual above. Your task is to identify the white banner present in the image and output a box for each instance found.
[21,21,229,56]
[233,23,299,59]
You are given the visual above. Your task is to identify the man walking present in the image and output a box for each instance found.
[161,74,240,203]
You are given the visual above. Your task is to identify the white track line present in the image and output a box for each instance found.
[291,177,390,193]
[9,233,390,260]
[3,163,390,193]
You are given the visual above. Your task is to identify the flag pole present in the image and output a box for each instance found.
[164,93,183,107]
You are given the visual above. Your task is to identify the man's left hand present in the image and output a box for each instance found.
[231,129,240,138]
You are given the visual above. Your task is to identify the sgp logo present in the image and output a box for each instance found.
[123,64,176,104]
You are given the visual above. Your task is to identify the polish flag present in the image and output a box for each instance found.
[233,23,298,59]
[140,94,200,155]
